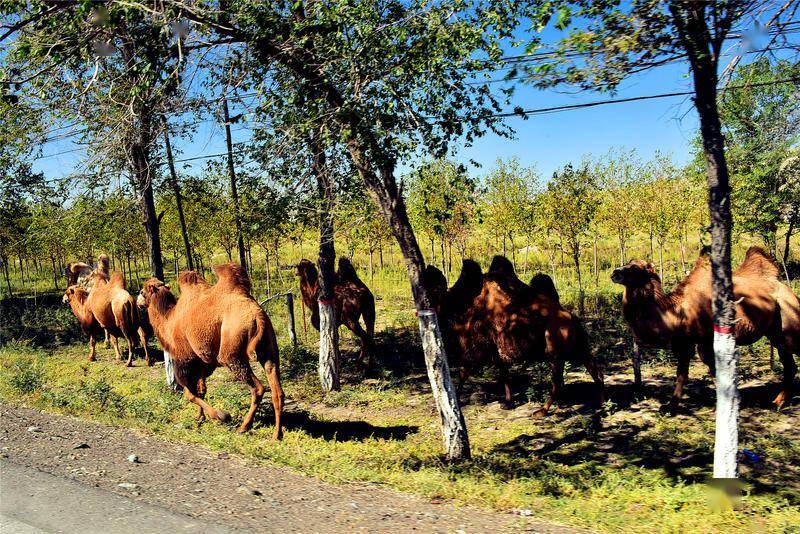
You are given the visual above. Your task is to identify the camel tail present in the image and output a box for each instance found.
[250,311,279,365]
[570,317,592,364]
[115,298,138,345]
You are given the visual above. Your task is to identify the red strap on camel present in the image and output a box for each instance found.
[318,298,335,305]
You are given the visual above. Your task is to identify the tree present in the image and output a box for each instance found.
[524,0,798,479]
[595,149,644,266]
[481,158,538,266]
[717,58,800,254]
[4,4,194,280]
[407,159,477,277]
[539,162,598,315]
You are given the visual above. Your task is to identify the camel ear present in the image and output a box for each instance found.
[645,262,656,274]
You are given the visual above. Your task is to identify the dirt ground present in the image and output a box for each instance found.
[0,403,583,534]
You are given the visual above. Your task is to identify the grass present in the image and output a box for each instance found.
[1,306,799,533]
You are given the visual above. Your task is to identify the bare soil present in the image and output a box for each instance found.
[0,403,582,533]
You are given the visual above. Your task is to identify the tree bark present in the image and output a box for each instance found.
[670,1,739,480]
[162,119,194,271]
[222,98,248,273]
[310,130,341,393]
[131,142,164,280]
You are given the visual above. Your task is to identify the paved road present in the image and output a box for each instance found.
[0,404,582,534]
[1,461,234,533]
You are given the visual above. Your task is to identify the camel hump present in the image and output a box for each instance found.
[736,246,780,279]
[213,263,252,293]
[108,271,126,288]
[452,259,483,297]
[337,257,360,281]
[488,255,515,277]
[530,273,560,303]
[178,271,208,288]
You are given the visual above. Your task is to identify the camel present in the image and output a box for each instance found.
[62,285,103,362]
[65,253,110,289]
[84,270,150,366]
[296,257,376,365]
[424,256,604,416]
[612,246,800,409]
[137,264,284,438]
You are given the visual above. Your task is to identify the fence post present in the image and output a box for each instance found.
[286,292,297,347]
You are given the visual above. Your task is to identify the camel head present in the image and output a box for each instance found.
[295,259,318,285]
[62,285,87,305]
[611,260,658,288]
[137,278,170,309]
[488,255,515,277]
[421,265,448,312]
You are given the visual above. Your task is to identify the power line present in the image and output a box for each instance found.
[489,76,800,118]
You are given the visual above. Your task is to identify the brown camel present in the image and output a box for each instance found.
[612,246,800,409]
[424,256,604,416]
[296,258,376,365]
[62,285,103,362]
[85,271,150,367]
[65,253,110,289]
[137,264,284,438]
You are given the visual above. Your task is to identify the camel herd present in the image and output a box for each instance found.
[61,246,799,440]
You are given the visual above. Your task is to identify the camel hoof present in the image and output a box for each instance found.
[532,408,548,419]
[273,429,284,441]
[659,401,679,415]
[236,425,251,434]
[87,356,96,362]
[126,361,133,368]
[772,393,786,410]
[215,410,231,423]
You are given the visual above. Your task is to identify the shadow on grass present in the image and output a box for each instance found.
[268,408,419,442]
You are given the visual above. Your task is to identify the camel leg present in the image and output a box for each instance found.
[773,345,797,410]
[110,335,122,362]
[697,343,716,375]
[122,333,134,367]
[457,366,470,396]
[175,362,230,423]
[261,359,285,440]
[533,357,564,418]
[585,357,605,407]
[104,329,110,349]
[195,376,207,425]
[346,319,372,367]
[497,363,513,408]
[668,342,693,411]
[226,357,266,434]
[632,340,643,391]
[138,327,152,366]
[87,333,97,362]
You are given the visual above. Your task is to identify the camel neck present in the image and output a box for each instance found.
[623,282,681,340]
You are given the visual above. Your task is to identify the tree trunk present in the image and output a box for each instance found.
[355,158,470,461]
[310,130,341,393]
[162,119,194,271]
[2,254,12,297]
[50,254,59,290]
[670,1,739,480]
[222,98,248,273]
[573,247,584,316]
[618,231,626,266]
[593,237,599,283]
[265,249,272,293]
[131,142,164,280]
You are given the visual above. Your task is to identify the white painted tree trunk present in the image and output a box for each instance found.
[417,310,470,460]
[163,350,180,392]
[713,330,739,479]
[318,301,340,392]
